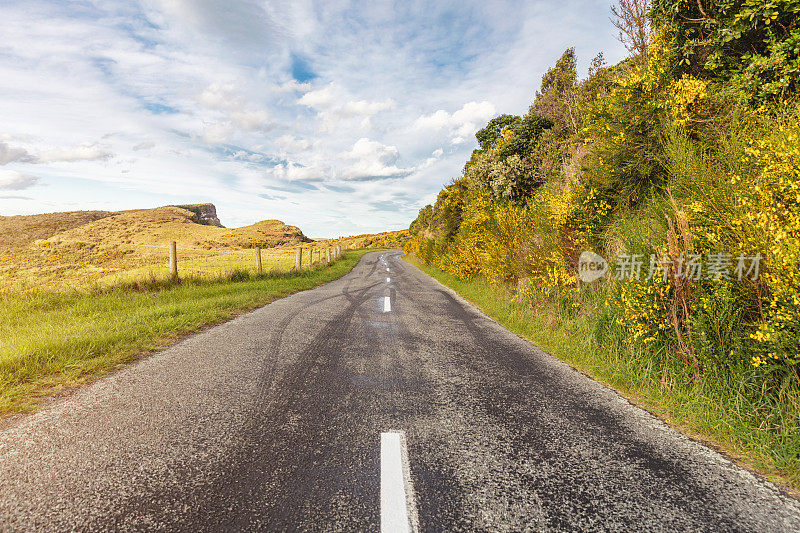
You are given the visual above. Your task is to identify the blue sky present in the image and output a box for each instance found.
[0,0,625,237]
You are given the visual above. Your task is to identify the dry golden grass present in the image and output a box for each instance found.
[0,210,113,250]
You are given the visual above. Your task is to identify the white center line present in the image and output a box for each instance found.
[380,432,418,533]
[386,267,390,272]
[383,296,391,313]
[386,277,391,283]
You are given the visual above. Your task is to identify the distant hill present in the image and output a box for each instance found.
[47,205,309,249]
[0,203,310,252]
[0,210,114,250]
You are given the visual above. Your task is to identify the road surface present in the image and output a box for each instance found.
[1,251,799,531]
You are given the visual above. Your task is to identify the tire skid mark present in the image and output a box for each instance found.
[104,255,385,528]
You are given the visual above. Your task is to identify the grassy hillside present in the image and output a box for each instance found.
[0,202,408,292]
[0,211,113,249]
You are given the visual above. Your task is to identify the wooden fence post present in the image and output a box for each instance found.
[256,247,263,276]
[295,246,302,270]
[326,248,330,263]
[169,241,178,280]
[308,248,313,269]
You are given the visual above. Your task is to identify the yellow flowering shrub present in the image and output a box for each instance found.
[492,128,516,156]
[679,105,800,371]
[613,33,709,126]
[611,275,673,345]
[665,75,709,126]
[739,120,800,368]
[441,191,533,284]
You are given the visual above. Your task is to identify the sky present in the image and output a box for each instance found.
[0,0,626,237]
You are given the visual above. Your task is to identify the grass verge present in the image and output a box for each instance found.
[404,254,800,494]
[0,250,371,417]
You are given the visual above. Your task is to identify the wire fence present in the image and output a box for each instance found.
[0,241,348,295]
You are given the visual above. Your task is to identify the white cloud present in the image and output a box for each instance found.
[197,83,273,134]
[297,83,336,110]
[231,110,272,132]
[273,80,312,92]
[338,138,412,181]
[1,141,113,164]
[412,101,496,145]
[452,101,497,128]
[275,135,312,153]
[432,148,444,158]
[272,162,329,182]
[39,143,113,163]
[198,83,242,112]
[0,170,39,190]
[340,99,395,118]
[0,133,38,142]
[231,150,266,162]
[412,109,451,130]
[132,142,155,151]
[202,122,234,144]
[0,142,36,165]
[298,84,394,131]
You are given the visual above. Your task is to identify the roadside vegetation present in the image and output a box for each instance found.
[404,1,800,488]
[0,250,370,417]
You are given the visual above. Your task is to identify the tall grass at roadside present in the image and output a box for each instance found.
[0,250,371,416]
[406,254,800,491]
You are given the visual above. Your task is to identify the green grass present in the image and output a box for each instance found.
[0,250,371,416]
[405,254,800,494]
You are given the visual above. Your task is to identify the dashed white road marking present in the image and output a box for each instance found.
[386,277,391,283]
[386,267,390,272]
[383,296,391,313]
[380,432,418,533]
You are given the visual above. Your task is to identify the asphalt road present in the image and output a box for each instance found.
[1,251,799,532]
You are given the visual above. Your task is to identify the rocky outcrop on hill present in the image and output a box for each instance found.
[172,203,224,227]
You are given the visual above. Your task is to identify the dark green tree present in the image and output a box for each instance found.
[531,48,581,134]
[475,114,521,150]
[497,113,554,160]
